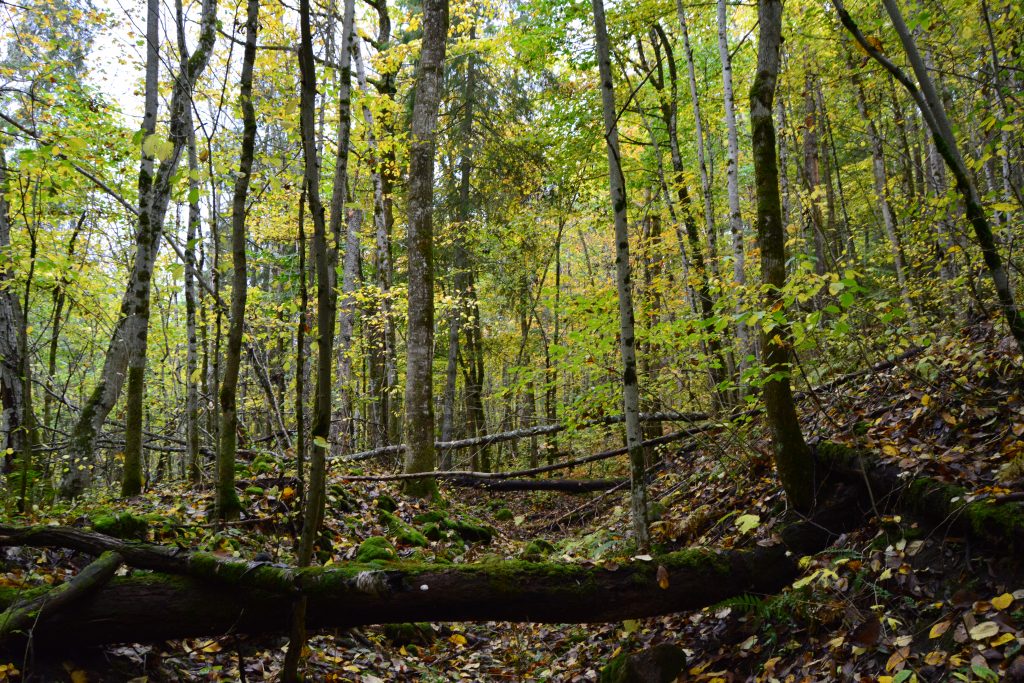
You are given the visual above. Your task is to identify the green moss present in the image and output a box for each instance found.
[601,652,630,683]
[375,494,398,513]
[356,537,397,563]
[493,508,514,522]
[90,512,149,540]
[396,527,429,548]
[601,645,687,683]
[520,539,555,561]
[661,548,730,575]
[245,486,264,496]
[411,511,494,544]
[412,510,446,525]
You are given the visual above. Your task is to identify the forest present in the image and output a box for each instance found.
[0,0,1023,676]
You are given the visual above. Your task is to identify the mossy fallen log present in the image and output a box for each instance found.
[0,551,122,641]
[0,543,798,648]
[816,441,1024,551]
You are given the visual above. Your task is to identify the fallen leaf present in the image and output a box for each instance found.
[656,565,669,590]
[991,593,1014,610]
[930,620,951,639]
[968,621,1000,641]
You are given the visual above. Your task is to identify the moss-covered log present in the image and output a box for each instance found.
[0,544,798,648]
[817,441,1024,552]
[0,550,122,642]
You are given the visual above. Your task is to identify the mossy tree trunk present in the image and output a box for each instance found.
[401,0,449,497]
[750,0,815,513]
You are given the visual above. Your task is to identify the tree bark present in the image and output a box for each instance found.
[716,0,750,368]
[0,540,798,649]
[0,146,26,476]
[592,0,650,549]
[402,0,449,497]
[750,0,815,512]
[215,0,259,521]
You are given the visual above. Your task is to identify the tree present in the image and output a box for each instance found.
[591,0,650,550]
[836,0,1024,356]
[215,0,260,521]
[59,0,218,498]
[401,0,450,498]
[750,0,814,513]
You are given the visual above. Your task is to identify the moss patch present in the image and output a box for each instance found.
[356,537,397,563]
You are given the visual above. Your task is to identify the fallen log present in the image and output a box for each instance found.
[0,551,123,640]
[339,427,705,483]
[342,412,711,462]
[0,484,870,650]
[448,477,627,493]
[816,441,1024,553]
[1,545,797,648]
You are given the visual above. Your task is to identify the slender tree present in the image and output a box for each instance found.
[592,0,650,549]
[60,0,218,498]
[215,0,260,520]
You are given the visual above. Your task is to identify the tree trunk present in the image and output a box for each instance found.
[676,1,718,276]
[120,0,161,497]
[592,0,650,550]
[59,0,218,499]
[0,534,799,649]
[215,0,259,521]
[716,0,750,369]
[850,65,912,313]
[185,121,202,485]
[0,146,26,476]
[402,0,449,497]
[750,0,815,513]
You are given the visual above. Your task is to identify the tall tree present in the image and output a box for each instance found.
[592,0,650,550]
[750,0,814,512]
[59,0,218,498]
[215,0,260,520]
[401,0,449,497]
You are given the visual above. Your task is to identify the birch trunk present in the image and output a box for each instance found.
[716,0,750,370]
[592,0,650,549]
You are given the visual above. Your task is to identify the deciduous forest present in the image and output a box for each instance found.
[0,0,1023,676]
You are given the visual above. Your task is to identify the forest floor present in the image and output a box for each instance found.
[2,321,1024,682]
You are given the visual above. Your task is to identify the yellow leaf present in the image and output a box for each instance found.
[449,633,467,646]
[882,444,899,457]
[969,621,1000,640]
[991,633,1015,647]
[924,651,947,666]
[929,620,951,638]
[921,394,931,406]
[68,670,89,683]
[282,486,295,502]
[657,565,670,590]
[992,593,1014,610]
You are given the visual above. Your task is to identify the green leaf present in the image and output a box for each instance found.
[735,514,760,534]
[313,436,329,449]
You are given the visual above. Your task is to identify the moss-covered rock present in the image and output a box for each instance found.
[520,539,555,561]
[375,493,398,513]
[600,643,686,683]
[411,511,494,544]
[356,537,396,563]
[493,507,514,522]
